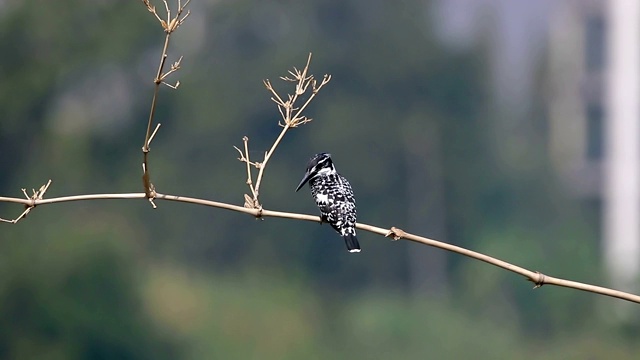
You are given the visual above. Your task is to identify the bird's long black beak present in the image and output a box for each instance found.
[295,172,312,192]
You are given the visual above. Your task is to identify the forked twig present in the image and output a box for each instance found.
[235,53,331,212]
[234,137,260,209]
[0,180,52,223]
[141,0,191,34]
[140,0,190,206]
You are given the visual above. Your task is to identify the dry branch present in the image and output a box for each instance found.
[235,53,331,211]
[140,0,190,207]
[1,190,639,304]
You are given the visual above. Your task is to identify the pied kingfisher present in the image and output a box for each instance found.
[295,153,360,253]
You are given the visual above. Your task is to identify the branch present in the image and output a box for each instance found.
[140,0,191,206]
[1,191,639,304]
[235,53,331,210]
[0,180,52,223]
[233,136,259,209]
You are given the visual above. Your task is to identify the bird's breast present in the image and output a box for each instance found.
[315,193,329,204]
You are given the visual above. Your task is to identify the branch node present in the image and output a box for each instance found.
[142,0,191,33]
[530,271,547,289]
[386,226,407,241]
[145,181,157,208]
[263,79,273,91]
[243,194,263,218]
[4,180,52,223]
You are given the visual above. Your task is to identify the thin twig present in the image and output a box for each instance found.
[243,137,258,200]
[252,123,291,202]
[290,74,331,125]
[148,123,162,145]
[0,191,638,304]
[236,53,331,210]
[140,0,190,205]
[233,136,259,208]
[0,180,52,223]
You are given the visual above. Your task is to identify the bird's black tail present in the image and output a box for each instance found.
[343,233,361,253]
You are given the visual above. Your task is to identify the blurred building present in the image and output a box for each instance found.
[548,0,640,293]
[435,0,640,292]
[548,0,604,197]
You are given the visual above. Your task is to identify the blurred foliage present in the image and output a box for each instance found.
[0,214,179,359]
[0,0,636,358]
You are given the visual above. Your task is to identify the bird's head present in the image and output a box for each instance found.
[295,153,335,192]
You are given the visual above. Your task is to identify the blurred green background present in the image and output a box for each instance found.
[1,0,638,359]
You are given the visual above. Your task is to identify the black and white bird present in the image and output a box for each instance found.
[295,153,361,253]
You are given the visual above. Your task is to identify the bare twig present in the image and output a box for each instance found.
[235,53,331,210]
[141,0,191,34]
[233,136,260,209]
[140,0,190,206]
[148,123,162,145]
[0,190,638,304]
[0,180,52,223]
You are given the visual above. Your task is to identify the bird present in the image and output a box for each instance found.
[295,153,361,253]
